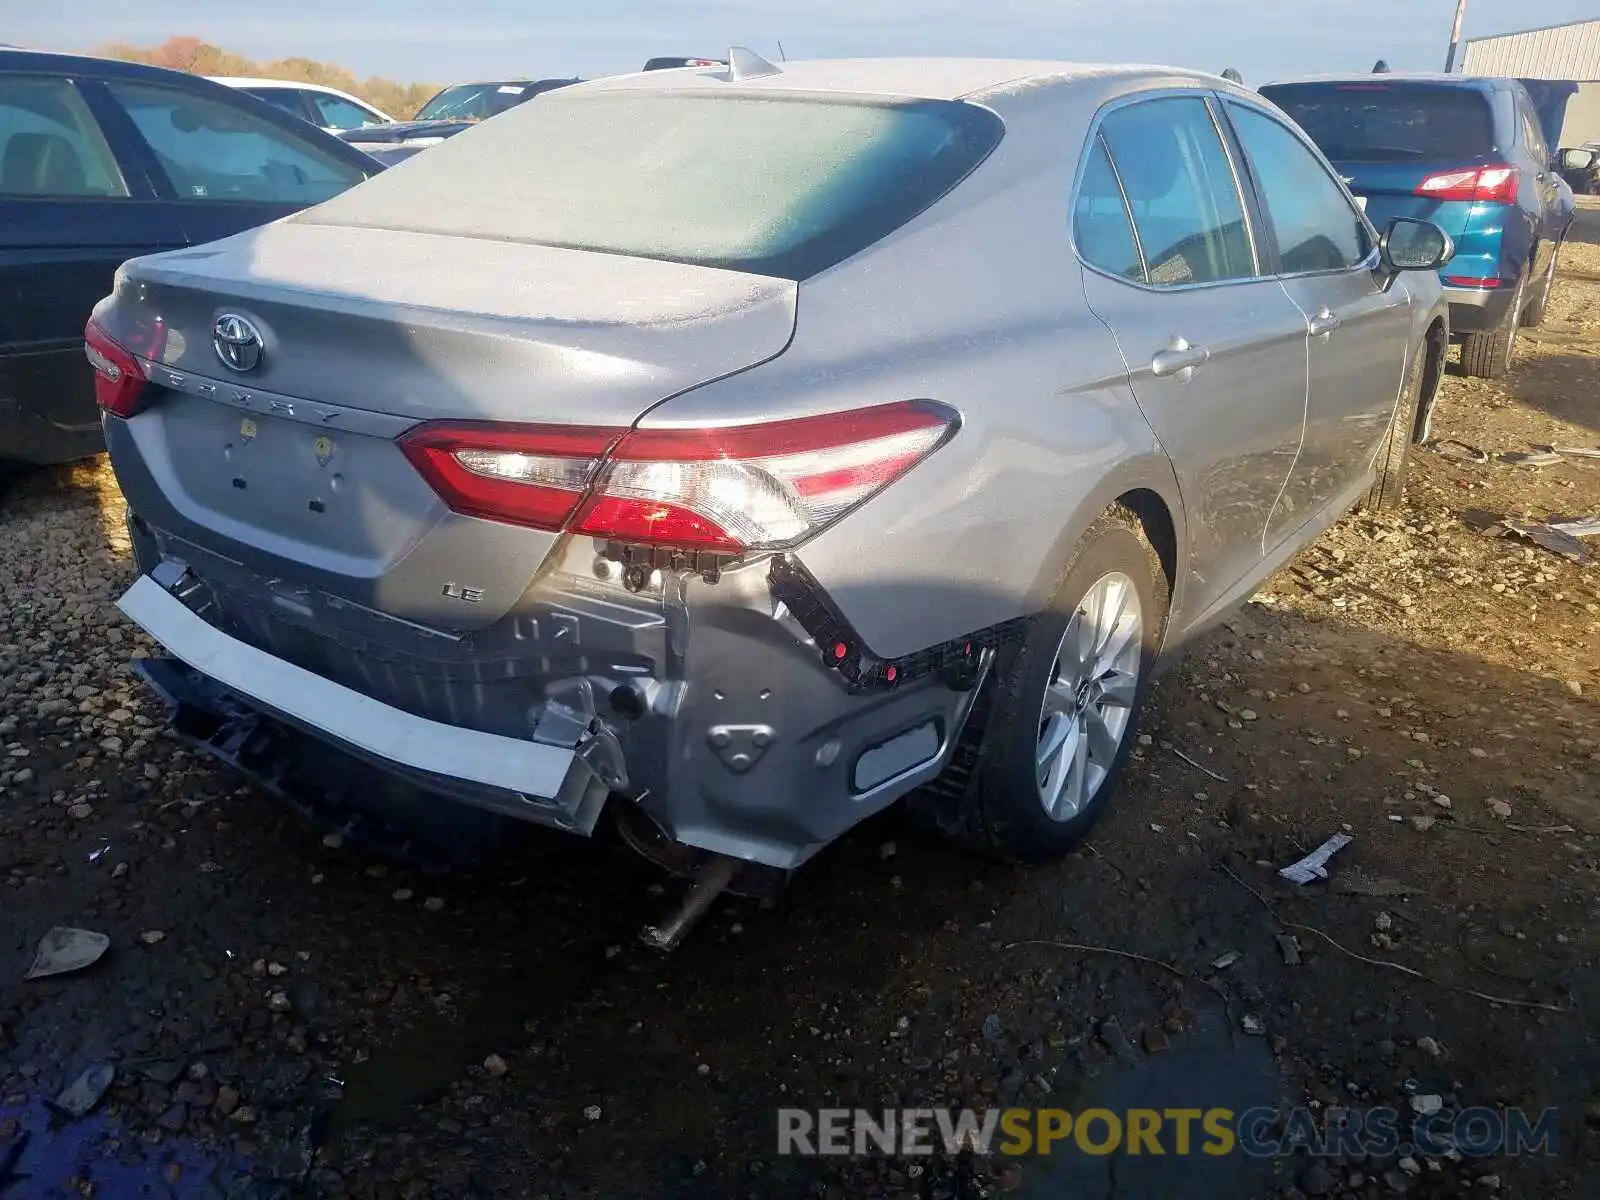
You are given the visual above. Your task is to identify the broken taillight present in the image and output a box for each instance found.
[84,317,153,418]
[400,401,958,552]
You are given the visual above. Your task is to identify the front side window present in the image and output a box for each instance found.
[310,93,384,130]
[0,76,128,198]
[1227,102,1372,275]
[303,92,1004,280]
[1098,95,1255,287]
[1073,136,1143,281]
[107,81,366,204]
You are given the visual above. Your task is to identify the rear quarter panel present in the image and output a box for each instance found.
[638,79,1188,660]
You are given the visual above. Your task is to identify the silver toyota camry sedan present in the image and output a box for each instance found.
[89,52,1454,941]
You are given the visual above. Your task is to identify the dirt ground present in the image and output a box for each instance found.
[2,211,1597,1200]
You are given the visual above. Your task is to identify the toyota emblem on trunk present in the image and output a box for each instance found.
[213,314,263,373]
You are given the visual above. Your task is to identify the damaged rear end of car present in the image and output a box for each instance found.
[95,79,1010,920]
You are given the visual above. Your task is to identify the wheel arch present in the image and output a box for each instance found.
[1413,313,1449,444]
[1024,453,1188,629]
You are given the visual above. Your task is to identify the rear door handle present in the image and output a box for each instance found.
[1149,337,1210,381]
[1308,307,1342,337]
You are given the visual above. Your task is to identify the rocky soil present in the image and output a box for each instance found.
[2,217,1597,1199]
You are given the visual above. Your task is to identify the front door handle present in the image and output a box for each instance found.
[1150,336,1210,381]
[1308,307,1342,337]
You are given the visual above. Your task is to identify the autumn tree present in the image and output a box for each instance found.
[95,37,438,119]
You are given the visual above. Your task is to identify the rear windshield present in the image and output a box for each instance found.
[299,92,1004,280]
[1258,83,1496,162]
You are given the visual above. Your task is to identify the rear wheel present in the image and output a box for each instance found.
[1459,267,1527,379]
[1520,240,1561,328]
[937,507,1168,861]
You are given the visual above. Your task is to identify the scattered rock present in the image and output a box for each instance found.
[1487,799,1513,820]
[214,1086,241,1117]
[483,1054,508,1078]
[1416,1036,1443,1059]
[139,930,165,946]
[1410,1094,1442,1115]
[54,1063,115,1119]
[583,1104,602,1121]
[1240,1014,1266,1036]
[1410,814,1436,832]
[267,992,292,1013]
[156,1102,188,1133]
[981,1013,1003,1043]
[424,897,445,912]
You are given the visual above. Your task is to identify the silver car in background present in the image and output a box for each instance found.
[89,54,1453,941]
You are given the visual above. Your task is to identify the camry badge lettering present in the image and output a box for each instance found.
[442,582,485,604]
[212,313,264,373]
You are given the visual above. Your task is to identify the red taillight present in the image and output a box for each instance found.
[1442,275,1501,288]
[397,423,622,530]
[1414,165,1519,204]
[84,318,152,418]
[400,401,958,551]
[572,401,956,551]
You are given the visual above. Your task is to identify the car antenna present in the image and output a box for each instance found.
[777,40,787,62]
[1221,66,1243,84]
[727,46,783,81]
[1372,58,1391,73]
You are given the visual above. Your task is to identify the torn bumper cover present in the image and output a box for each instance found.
[116,573,615,838]
[116,551,997,872]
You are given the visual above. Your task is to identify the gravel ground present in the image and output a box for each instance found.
[2,214,1598,1199]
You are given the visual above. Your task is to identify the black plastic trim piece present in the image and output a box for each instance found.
[767,555,1025,693]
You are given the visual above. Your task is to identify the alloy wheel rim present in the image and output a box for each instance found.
[1036,571,1143,821]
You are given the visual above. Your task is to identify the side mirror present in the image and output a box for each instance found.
[1380,217,1454,273]
[1559,147,1597,170]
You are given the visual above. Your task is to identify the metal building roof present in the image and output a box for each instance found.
[1462,18,1600,81]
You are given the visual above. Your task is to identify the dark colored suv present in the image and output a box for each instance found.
[1260,74,1575,379]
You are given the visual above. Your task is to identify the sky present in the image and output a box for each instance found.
[11,1,1598,86]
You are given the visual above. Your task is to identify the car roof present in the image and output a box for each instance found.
[578,57,1228,102]
[0,46,217,83]
[1262,72,1509,90]
[209,76,367,97]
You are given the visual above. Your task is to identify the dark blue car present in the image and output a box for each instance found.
[0,48,381,465]
[1259,73,1575,379]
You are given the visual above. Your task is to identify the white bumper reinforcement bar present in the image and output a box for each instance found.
[116,574,583,804]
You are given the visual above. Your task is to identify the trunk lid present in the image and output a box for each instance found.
[102,221,796,629]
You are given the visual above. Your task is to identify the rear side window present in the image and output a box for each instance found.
[107,81,367,204]
[303,93,1005,281]
[310,92,383,130]
[0,76,128,198]
[1073,137,1143,281]
[1098,96,1255,287]
[1258,83,1495,162]
[1227,103,1372,274]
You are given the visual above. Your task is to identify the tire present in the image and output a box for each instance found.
[1459,267,1527,379]
[1361,333,1430,514]
[1520,240,1560,328]
[935,506,1169,861]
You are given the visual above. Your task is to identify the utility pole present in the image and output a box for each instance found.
[1443,0,1469,73]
